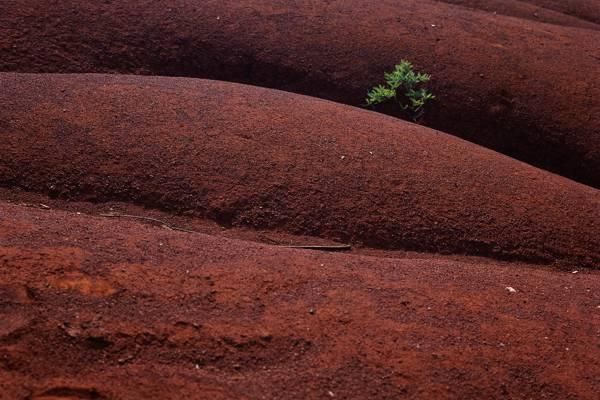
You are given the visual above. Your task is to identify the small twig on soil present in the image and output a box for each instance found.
[99,213,351,251]
[18,202,51,210]
[99,213,198,234]
[280,245,352,251]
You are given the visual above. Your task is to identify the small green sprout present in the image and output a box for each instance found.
[366,60,435,121]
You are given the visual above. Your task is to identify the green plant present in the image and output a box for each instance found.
[366,60,435,121]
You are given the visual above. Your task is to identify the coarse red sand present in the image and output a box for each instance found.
[1,201,599,399]
[1,73,598,267]
[1,2,599,398]
[437,0,600,28]
[1,0,599,187]
[523,0,600,24]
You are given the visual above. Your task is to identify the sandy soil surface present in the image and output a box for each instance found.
[436,0,600,28]
[2,201,599,399]
[1,2,599,398]
[1,0,599,187]
[2,73,598,268]
[523,0,600,24]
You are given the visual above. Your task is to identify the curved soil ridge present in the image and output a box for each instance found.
[1,0,599,187]
[1,73,598,267]
[436,0,600,30]
[1,202,600,399]
[524,0,600,24]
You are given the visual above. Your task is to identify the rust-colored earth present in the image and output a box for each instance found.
[437,0,600,27]
[1,1,599,399]
[1,73,598,267]
[1,0,599,187]
[2,201,600,399]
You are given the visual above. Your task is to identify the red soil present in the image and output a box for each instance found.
[1,2,599,396]
[437,0,600,29]
[1,0,599,187]
[2,201,599,399]
[523,0,600,24]
[1,73,598,267]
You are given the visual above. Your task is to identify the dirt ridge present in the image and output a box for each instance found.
[1,73,598,267]
[435,0,600,29]
[1,0,599,187]
[1,201,599,399]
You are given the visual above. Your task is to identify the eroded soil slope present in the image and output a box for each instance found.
[1,73,598,267]
[436,0,599,29]
[524,0,600,24]
[1,202,599,399]
[1,0,599,186]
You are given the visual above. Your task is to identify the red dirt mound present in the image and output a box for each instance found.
[436,0,599,30]
[1,73,598,267]
[1,0,599,187]
[523,0,600,24]
[1,201,599,399]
